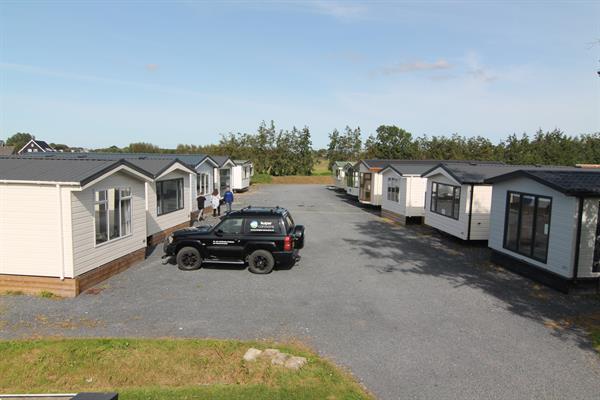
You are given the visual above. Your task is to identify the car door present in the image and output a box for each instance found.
[205,217,245,260]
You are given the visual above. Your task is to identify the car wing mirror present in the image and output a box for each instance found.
[215,229,224,236]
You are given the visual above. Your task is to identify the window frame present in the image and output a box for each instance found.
[156,178,184,216]
[430,181,461,220]
[502,190,552,264]
[93,187,133,247]
[387,176,400,202]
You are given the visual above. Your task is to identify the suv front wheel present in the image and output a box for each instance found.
[176,246,202,271]
[247,250,275,274]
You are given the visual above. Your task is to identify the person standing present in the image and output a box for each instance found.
[211,189,221,217]
[224,187,234,213]
[196,193,206,222]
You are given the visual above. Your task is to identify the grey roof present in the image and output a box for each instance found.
[211,155,233,167]
[17,151,218,169]
[333,161,353,169]
[234,159,252,166]
[0,157,152,185]
[485,169,600,196]
[362,159,504,171]
[124,158,195,177]
[422,162,577,184]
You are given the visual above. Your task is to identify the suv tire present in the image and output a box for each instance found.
[247,250,275,274]
[176,246,202,271]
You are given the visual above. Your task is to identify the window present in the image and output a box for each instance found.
[197,173,209,195]
[94,188,132,245]
[157,178,183,216]
[503,191,552,263]
[430,182,461,219]
[219,168,231,193]
[216,218,243,234]
[387,177,400,202]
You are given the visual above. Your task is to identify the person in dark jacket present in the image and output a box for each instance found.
[223,187,234,213]
[196,193,206,222]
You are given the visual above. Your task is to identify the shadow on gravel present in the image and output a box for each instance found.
[331,190,381,216]
[344,218,600,354]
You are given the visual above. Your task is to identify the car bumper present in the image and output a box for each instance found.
[273,249,300,268]
[163,241,176,257]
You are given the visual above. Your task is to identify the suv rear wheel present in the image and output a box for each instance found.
[247,250,275,274]
[176,246,202,271]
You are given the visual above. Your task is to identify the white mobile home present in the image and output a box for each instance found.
[332,161,352,190]
[211,156,237,194]
[0,157,155,297]
[232,160,253,192]
[379,161,439,224]
[357,159,390,206]
[422,162,525,241]
[345,162,360,197]
[485,169,600,292]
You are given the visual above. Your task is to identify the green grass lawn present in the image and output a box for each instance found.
[0,338,372,400]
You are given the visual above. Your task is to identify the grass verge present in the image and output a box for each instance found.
[0,338,372,399]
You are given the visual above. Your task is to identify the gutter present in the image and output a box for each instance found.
[467,184,474,241]
[572,196,584,284]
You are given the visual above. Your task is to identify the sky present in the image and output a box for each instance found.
[0,1,599,149]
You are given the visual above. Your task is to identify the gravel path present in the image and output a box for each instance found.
[1,184,599,399]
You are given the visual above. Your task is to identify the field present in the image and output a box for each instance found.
[249,158,334,185]
[0,338,372,400]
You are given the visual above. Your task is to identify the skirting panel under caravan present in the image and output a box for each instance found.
[0,247,146,297]
[490,250,600,293]
[381,209,408,225]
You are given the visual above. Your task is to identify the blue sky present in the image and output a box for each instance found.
[1,1,599,149]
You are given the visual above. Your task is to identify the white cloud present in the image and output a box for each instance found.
[372,59,452,76]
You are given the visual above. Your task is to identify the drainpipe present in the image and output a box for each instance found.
[572,197,584,284]
[56,184,65,280]
[467,184,474,241]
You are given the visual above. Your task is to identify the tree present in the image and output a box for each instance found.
[6,132,34,151]
[363,125,416,159]
[126,142,161,153]
[326,126,362,168]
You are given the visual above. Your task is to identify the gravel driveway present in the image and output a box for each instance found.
[1,184,599,399]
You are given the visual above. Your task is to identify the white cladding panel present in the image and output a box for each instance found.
[146,170,192,236]
[71,172,147,277]
[488,176,578,278]
[424,173,470,240]
[0,183,74,277]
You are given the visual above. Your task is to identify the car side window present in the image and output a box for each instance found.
[216,218,243,234]
[244,217,282,234]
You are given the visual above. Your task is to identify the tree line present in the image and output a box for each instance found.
[327,125,600,166]
[5,124,600,176]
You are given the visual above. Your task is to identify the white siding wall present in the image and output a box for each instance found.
[405,176,428,217]
[147,170,192,236]
[0,183,74,278]
[488,177,578,278]
[358,163,383,205]
[71,172,147,277]
[381,169,406,216]
[424,173,470,240]
[577,198,600,278]
[231,165,250,191]
[469,185,493,240]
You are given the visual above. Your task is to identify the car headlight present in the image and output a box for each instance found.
[168,234,174,244]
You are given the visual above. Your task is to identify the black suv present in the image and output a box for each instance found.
[163,206,305,274]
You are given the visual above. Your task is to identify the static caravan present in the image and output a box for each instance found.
[485,169,600,292]
[379,161,441,224]
[421,162,526,241]
[357,159,395,206]
[211,155,237,194]
[332,161,352,190]
[232,160,253,192]
[0,157,155,297]
[345,162,360,197]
